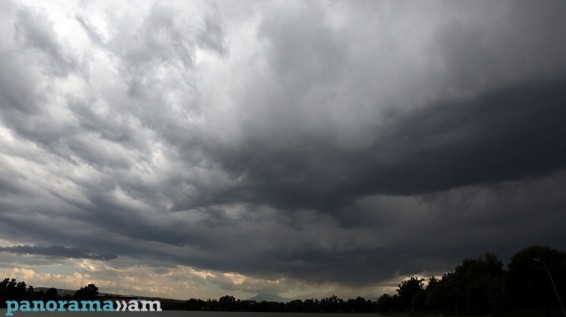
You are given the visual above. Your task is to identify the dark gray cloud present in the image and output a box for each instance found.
[0,245,116,260]
[1,0,566,297]
[196,73,566,211]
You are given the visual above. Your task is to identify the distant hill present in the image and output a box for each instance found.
[33,287,292,304]
[33,287,159,299]
[33,287,76,296]
[247,293,290,303]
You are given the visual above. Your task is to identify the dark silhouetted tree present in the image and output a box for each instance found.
[218,295,237,311]
[185,298,205,310]
[508,245,566,311]
[449,252,506,314]
[74,284,99,300]
[320,295,343,312]
[346,296,372,313]
[287,299,303,312]
[397,277,425,314]
[0,278,32,305]
[44,288,58,300]
[377,293,401,313]
[303,298,319,312]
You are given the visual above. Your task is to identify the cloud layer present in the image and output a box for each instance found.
[1,0,566,299]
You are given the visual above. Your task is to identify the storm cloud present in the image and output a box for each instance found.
[1,0,566,299]
[0,245,117,260]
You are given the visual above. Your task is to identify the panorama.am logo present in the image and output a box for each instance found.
[4,299,162,316]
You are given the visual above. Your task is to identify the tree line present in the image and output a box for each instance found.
[182,245,566,315]
[377,245,566,316]
[184,295,375,313]
[0,281,98,307]
[1,245,564,315]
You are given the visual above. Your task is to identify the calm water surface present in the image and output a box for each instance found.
[1,310,379,317]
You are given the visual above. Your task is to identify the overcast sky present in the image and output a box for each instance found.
[1,0,566,300]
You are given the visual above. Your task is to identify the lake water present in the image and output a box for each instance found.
[0,310,379,317]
